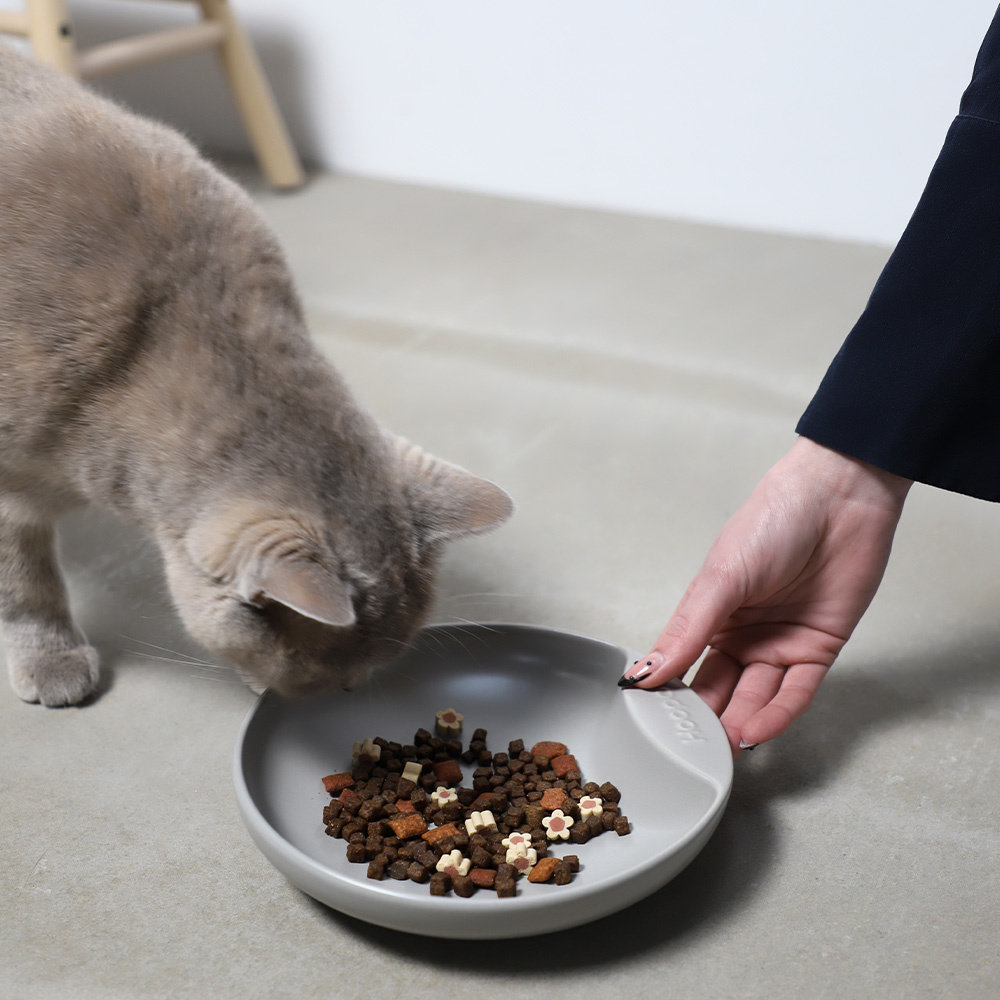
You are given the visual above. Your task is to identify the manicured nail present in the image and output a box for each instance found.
[617,653,662,688]
[738,739,758,751]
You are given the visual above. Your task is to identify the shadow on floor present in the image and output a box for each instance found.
[53,511,1000,968]
[306,632,1000,970]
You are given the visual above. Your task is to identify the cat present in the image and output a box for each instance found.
[0,42,512,706]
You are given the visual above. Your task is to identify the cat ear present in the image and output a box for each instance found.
[389,435,514,543]
[186,507,356,627]
[240,557,357,627]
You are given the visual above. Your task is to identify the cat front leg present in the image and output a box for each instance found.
[0,518,99,706]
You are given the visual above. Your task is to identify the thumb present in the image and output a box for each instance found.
[623,559,744,689]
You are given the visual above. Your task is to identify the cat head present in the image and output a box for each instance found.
[160,436,512,696]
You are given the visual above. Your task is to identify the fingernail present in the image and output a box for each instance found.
[617,653,662,688]
[738,739,759,751]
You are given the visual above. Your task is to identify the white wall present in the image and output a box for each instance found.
[5,1,999,244]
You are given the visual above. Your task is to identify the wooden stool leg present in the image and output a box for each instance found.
[26,0,78,75]
[196,0,305,189]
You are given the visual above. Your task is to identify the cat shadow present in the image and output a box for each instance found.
[308,631,1000,970]
[56,509,226,700]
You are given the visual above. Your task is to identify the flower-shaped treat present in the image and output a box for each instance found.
[501,831,532,853]
[541,809,574,841]
[579,795,603,819]
[430,786,458,807]
[435,850,471,878]
[506,847,538,875]
[435,707,463,736]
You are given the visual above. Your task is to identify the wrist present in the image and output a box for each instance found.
[786,436,913,507]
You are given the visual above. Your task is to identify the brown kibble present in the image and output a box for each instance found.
[366,858,386,880]
[429,872,451,896]
[553,860,572,885]
[432,759,463,786]
[598,781,621,804]
[341,820,364,841]
[563,854,580,872]
[324,817,347,838]
[452,875,477,898]
[496,878,516,898]
[415,848,438,869]
[346,842,366,863]
[387,859,410,880]
[388,813,428,840]
[614,815,631,836]
[524,804,546,829]
[527,856,561,883]
[470,845,494,869]
[406,862,430,883]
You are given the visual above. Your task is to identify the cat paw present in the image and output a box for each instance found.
[8,644,100,706]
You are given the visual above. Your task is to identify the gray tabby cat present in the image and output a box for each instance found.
[0,43,511,706]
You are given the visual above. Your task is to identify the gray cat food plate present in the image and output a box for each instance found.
[233,622,732,939]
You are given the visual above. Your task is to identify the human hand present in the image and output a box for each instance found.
[622,436,912,753]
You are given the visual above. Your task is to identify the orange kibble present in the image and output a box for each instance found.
[469,868,497,889]
[421,822,461,846]
[527,857,561,883]
[550,754,580,778]
[388,813,428,839]
[321,772,354,795]
[529,741,568,761]
[540,788,568,811]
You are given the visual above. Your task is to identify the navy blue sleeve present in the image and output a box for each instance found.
[796,6,1000,500]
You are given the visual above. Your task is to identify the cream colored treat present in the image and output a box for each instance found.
[542,809,574,841]
[435,707,464,736]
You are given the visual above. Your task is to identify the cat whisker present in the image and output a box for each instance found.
[128,650,223,669]
[441,616,503,634]
[118,633,216,667]
[442,592,525,602]
[186,670,240,684]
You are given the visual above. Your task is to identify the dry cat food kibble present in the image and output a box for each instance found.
[320,714,630,898]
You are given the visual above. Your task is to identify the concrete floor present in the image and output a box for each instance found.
[3,166,998,999]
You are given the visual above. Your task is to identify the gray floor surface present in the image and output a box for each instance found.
[3,166,997,999]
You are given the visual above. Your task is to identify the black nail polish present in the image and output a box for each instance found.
[617,674,639,689]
